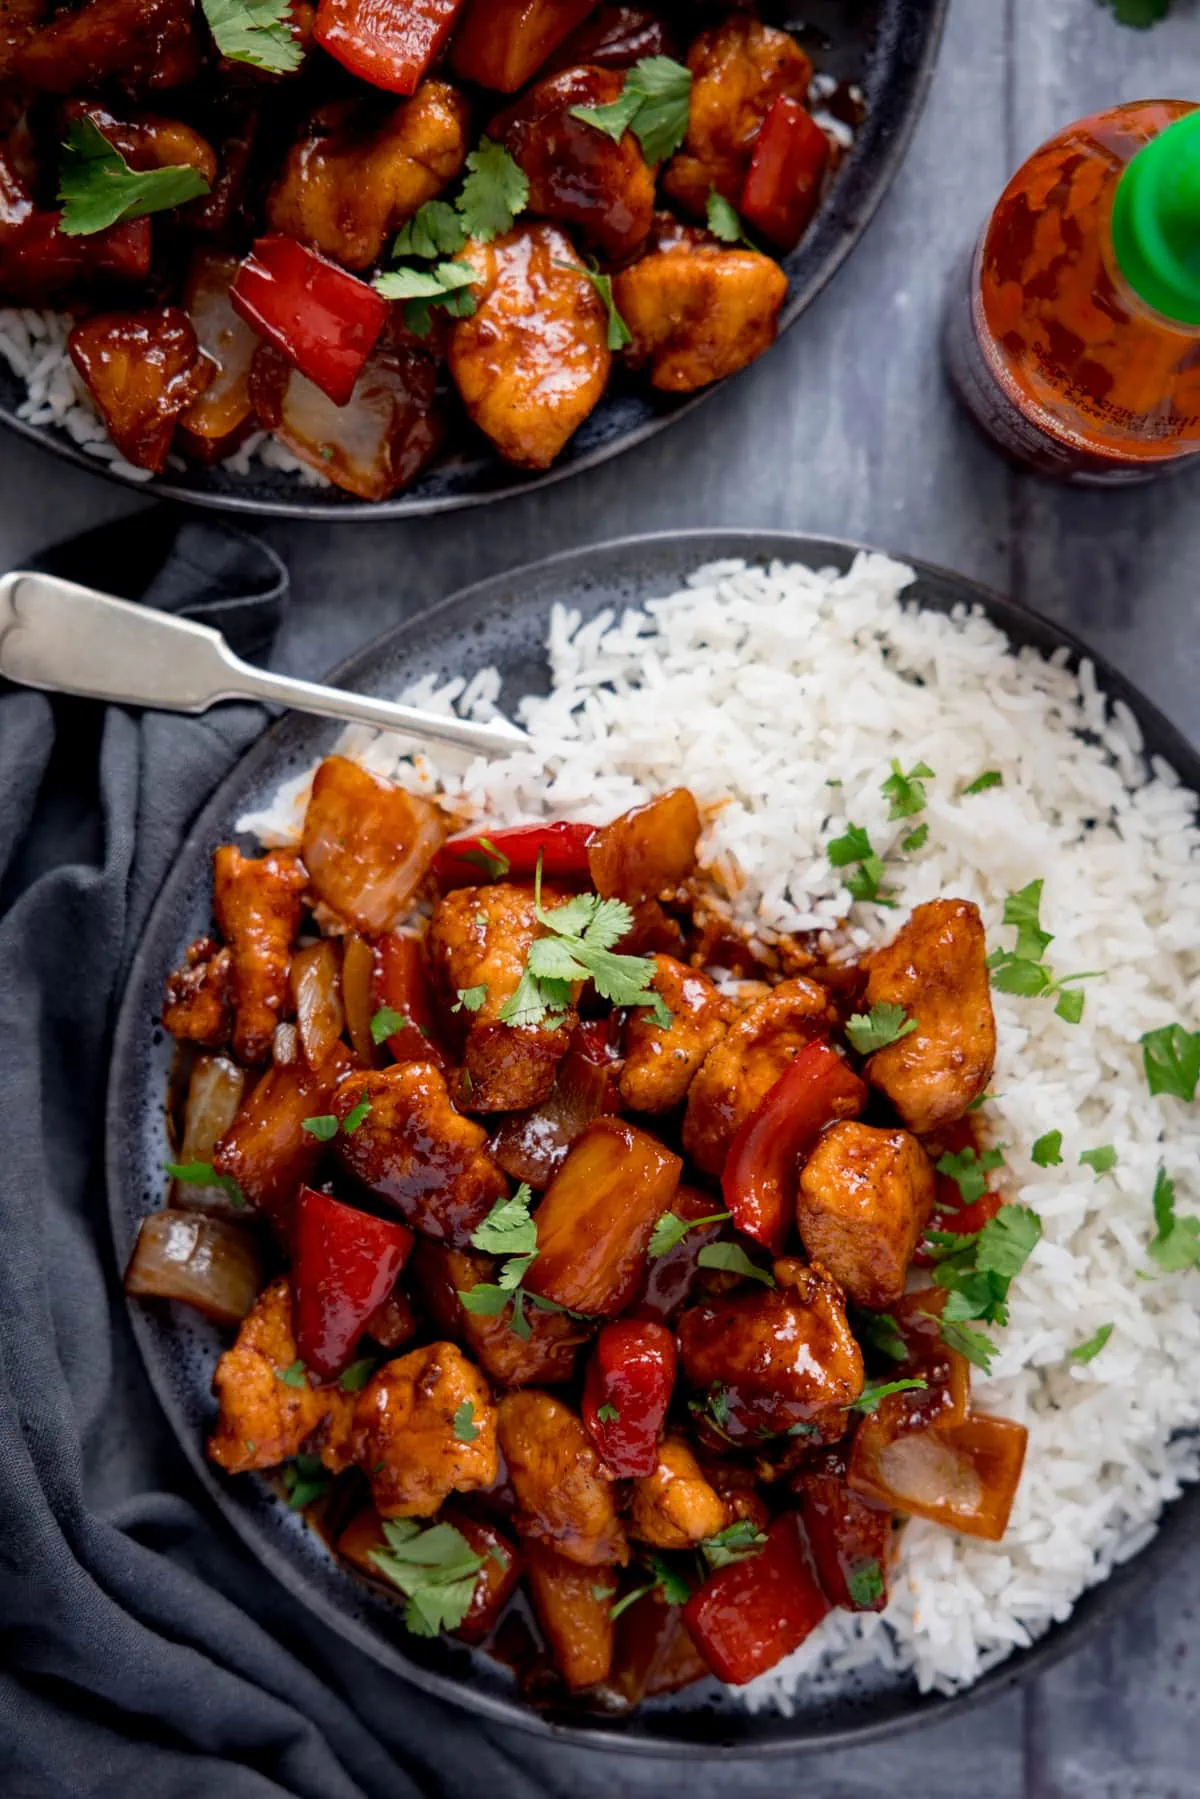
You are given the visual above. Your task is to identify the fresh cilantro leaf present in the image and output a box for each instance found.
[845,1377,928,1415]
[282,1454,330,1509]
[827,823,894,905]
[163,1159,246,1208]
[963,770,1003,795]
[688,1382,731,1438]
[392,200,468,260]
[788,1419,822,1438]
[608,1578,656,1621]
[1031,1130,1063,1167]
[497,1250,536,1291]
[591,1583,616,1603]
[369,1518,484,1637]
[881,758,934,820]
[966,1091,996,1112]
[454,985,487,1013]
[1148,1167,1200,1272]
[503,857,664,1028]
[462,837,511,879]
[1080,1145,1117,1176]
[935,1144,1005,1206]
[938,1316,996,1370]
[646,1552,692,1607]
[647,1208,730,1258]
[339,1357,377,1393]
[596,1403,620,1424]
[373,259,480,336]
[553,257,631,349]
[851,1308,908,1363]
[846,1556,884,1607]
[1141,1023,1200,1101]
[458,138,528,241]
[58,117,209,237]
[370,1005,408,1044]
[901,823,929,853]
[705,188,749,245]
[276,1359,308,1388]
[827,823,873,867]
[845,1003,917,1054]
[570,56,692,164]
[343,1091,372,1135]
[696,1242,775,1286]
[1003,879,1053,962]
[453,1400,480,1443]
[1071,1322,1114,1363]
[498,965,574,1029]
[975,1204,1041,1279]
[470,1185,537,1260]
[201,0,302,71]
[989,882,1102,1018]
[1100,0,1170,25]
[1054,987,1086,1024]
[301,1114,338,1141]
[988,954,1053,996]
[456,1283,509,1318]
[699,1521,767,1569]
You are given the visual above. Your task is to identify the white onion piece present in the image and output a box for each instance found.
[124,1209,261,1325]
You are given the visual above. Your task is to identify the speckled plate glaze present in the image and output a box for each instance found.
[3,0,946,519]
[107,531,1200,1751]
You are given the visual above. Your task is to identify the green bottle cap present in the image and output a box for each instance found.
[1111,108,1200,326]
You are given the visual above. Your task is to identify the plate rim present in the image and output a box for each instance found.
[3,0,949,521]
[107,527,1200,1755]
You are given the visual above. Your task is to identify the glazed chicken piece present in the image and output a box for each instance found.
[619,956,733,1114]
[678,1259,863,1431]
[415,1240,588,1386]
[301,755,447,937]
[629,1435,729,1549]
[0,0,42,79]
[525,1541,616,1690]
[796,1121,936,1311]
[524,1118,682,1316]
[208,1278,352,1475]
[447,222,612,469]
[212,846,307,1065]
[68,308,213,473]
[494,65,655,261]
[426,882,576,1111]
[331,1062,508,1244]
[212,1045,354,1239]
[162,936,233,1047]
[351,1341,497,1517]
[661,14,813,215]
[682,976,837,1176]
[498,1390,629,1566]
[613,242,788,394]
[16,0,198,93]
[863,899,996,1135]
[267,83,470,270]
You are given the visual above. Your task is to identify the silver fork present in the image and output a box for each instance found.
[0,569,528,758]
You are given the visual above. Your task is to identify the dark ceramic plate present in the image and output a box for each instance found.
[107,531,1200,1753]
[1,1,946,519]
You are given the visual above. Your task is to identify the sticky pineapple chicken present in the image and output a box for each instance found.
[1,1,844,495]
[133,765,1031,1707]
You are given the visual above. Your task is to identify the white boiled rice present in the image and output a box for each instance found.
[237,551,1200,1702]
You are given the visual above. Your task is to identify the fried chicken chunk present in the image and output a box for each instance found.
[352,1341,497,1518]
[447,222,611,469]
[162,935,233,1047]
[208,1278,351,1475]
[797,1122,936,1310]
[427,881,576,1111]
[267,82,470,270]
[213,846,307,1065]
[331,1063,508,1244]
[620,956,733,1114]
[613,242,787,393]
[863,899,996,1134]
[525,1541,616,1690]
[629,1435,728,1549]
[498,1390,629,1567]
[661,14,813,215]
[682,976,837,1175]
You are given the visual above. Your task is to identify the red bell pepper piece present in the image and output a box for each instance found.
[372,931,446,1071]
[721,1038,867,1253]
[292,1185,414,1381]
[433,820,597,888]
[581,1318,677,1477]
[314,0,464,93]
[230,236,388,407]
[684,1513,830,1685]
[739,97,831,252]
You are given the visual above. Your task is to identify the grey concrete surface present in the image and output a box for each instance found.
[2,0,1199,1791]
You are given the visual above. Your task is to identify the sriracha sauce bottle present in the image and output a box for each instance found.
[945,101,1200,483]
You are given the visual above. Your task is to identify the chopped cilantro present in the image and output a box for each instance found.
[938,1316,997,1371]
[462,838,510,880]
[453,1400,480,1443]
[688,1382,731,1438]
[851,1308,908,1363]
[499,856,668,1030]
[962,770,1003,795]
[699,1521,767,1569]
[58,117,210,236]
[881,758,933,820]
[570,55,692,164]
[596,1402,620,1424]
[163,1159,246,1208]
[827,822,894,907]
[553,257,631,350]
[705,188,751,246]
[300,1115,338,1142]
[1148,1167,1200,1273]
[368,1518,484,1637]
[901,823,929,853]
[987,880,1102,1020]
[1140,1023,1200,1102]
[458,138,529,241]
[647,1207,730,1258]
[392,200,468,260]
[276,1360,308,1388]
[935,1144,1005,1206]
[1079,1145,1117,1176]
[591,1583,616,1603]
[845,1003,917,1054]
[1070,1323,1114,1363]
[453,985,488,1014]
[845,1377,928,1415]
[696,1242,775,1286]
[338,1357,377,1393]
[929,1204,1042,1362]
[373,260,480,336]
[846,1557,884,1607]
[1031,1130,1063,1168]
[200,0,302,73]
[282,1454,330,1509]
[343,1091,372,1135]
[370,1005,409,1044]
